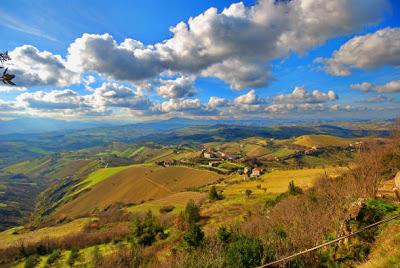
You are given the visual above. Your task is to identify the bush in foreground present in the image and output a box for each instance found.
[132,211,166,246]
[224,236,263,268]
[46,249,61,265]
[67,248,79,266]
[24,255,39,268]
[183,224,204,249]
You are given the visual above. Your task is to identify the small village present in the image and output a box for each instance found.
[155,139,365,178]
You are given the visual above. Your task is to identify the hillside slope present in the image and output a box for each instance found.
[54,166,221,218]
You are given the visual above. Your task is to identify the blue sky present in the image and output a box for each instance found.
[0,0,399,121]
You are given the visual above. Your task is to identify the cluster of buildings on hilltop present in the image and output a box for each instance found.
[202,146,265,178]
[202,147,241,160]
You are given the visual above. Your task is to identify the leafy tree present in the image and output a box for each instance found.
[217,225,232,244]
[132,210,165,246]
[224,236,263,268]
[209,186,221,201]
[184,199,200,224]
[183,223,204,249]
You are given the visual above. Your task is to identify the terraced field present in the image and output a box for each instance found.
[54,165,222,219]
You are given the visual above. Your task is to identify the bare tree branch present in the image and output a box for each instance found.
[0,51,16,85]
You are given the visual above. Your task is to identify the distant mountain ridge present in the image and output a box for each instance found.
[0,116,392,135]
[0,118,120,135]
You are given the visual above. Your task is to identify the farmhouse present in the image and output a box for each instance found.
[203,147,217,159]
[251,167,264,178]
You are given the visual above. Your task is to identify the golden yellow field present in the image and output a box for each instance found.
[127,191,207,215]
[200,167,346,235]
[223,167,345,196]
[12,242,121,268]
[0,218,91,249]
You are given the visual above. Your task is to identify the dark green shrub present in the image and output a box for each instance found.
[36,244,48,255]
[224,236,263,268]
[359,199,398,224]
[183,224,204,249]
[132,210,165,246]
[217,225,232,244]
[209,186,221,201]
[184,200,200,224]
[91,246,103,266]
[356,199,398,242]
[159,205,175,213]
[348,241,371,261]
[288,180,303,195]
[24,255,39,268]
[67,248,79,266]
[46,250,61,265]
[245,189,252,198]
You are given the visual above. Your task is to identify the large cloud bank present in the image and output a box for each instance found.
[9,0,389,90]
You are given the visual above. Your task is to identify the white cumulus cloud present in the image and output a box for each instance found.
[317,28,400,76]
[157,76,196,99]
[351,80,400,93]
[274,87,338,104]
[9,45,79,87]
[64,0,389,89]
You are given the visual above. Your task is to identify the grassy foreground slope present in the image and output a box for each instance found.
[54,165,222,218]
[358,219,400,268]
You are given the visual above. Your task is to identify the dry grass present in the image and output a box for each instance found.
[358,220,400,268]
[54,166,221,219]
[0,218,91,249]
[224,167,345,196]
[127,191,207,215]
